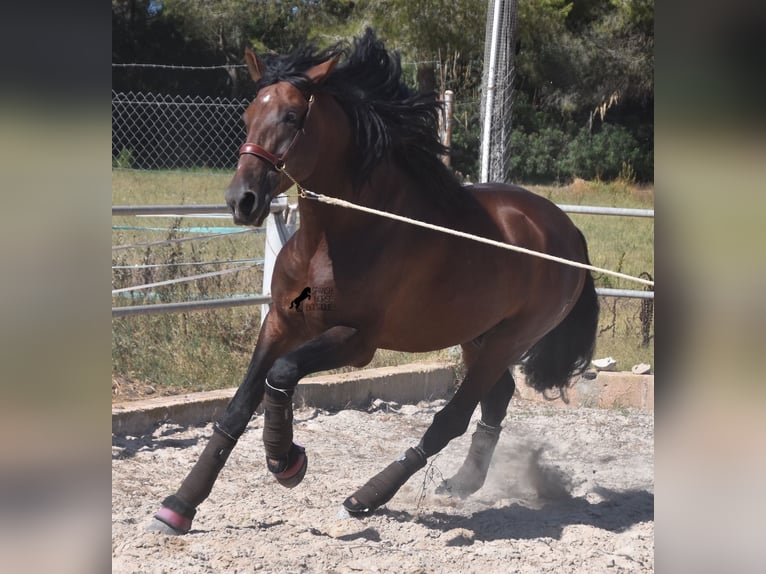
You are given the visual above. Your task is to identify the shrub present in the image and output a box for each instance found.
[563,124,642,181]
[113,147,134,169]
[510,127,569,183]
[509,122,647,183]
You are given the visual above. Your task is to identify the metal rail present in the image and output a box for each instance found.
[112,203,654,218]
[111,202,653,317]
[112,204,229,216]
[112,202,288,217]
[112,295,271,317]
[111,288,652,317]
[596,288,653,300]
[557,205,654,218]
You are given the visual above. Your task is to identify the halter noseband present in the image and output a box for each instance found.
[239,142,285,170]
[238,94,315,173]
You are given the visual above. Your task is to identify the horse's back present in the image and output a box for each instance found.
[465,182,568,222]
[463,182,585,260]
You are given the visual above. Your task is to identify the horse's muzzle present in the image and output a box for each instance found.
[227,188,270,227]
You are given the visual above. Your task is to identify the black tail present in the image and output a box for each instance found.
[520,230,600,392]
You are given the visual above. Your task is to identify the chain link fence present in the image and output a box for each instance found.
[112,91,249,170]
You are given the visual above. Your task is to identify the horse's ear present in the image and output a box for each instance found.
[244,47,264,83]
[305,55,340,85]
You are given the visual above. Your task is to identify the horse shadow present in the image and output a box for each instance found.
[112,426,202,460]
[380,487,653,542]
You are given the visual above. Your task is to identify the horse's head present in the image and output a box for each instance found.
[225,49,339,226]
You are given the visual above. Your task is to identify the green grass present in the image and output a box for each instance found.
[112,170,653,397]
[529,180,654,370]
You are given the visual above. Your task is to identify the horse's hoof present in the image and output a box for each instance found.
[146,517,187,535]
[148,507,192,534]
[273,444,308,489]
[435,478,479,499]
[342,496,373,516]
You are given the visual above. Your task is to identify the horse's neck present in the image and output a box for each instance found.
[295,160,444,248]
[358,163,433,216]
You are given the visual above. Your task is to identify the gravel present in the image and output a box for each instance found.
[112,396,654,573]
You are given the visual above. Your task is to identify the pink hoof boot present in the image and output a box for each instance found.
[152,506,192,534]
[269,443,308,489]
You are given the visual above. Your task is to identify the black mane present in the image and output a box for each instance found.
[253,28,469,207]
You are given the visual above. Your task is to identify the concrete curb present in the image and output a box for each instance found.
[112,362,654,436]
[514,369,654,410]
[112,361,456,436]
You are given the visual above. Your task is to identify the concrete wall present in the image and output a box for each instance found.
[514,370,654,410]
[112,362,653,436]
[112,362,456,437]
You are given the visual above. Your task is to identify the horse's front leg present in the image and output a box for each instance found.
[260,325,375,487]
[149,312,300,535]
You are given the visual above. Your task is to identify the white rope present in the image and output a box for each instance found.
[112,264,256,295]
[299,189,654,288]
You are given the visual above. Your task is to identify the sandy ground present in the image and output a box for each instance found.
[112,396,654,573]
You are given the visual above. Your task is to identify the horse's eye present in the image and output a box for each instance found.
[284,111,298,124]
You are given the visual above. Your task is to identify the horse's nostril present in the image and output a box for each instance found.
[238,191,258,219]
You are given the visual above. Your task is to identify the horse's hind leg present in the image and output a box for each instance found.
[343,336,521,515]
[436,367,515,497]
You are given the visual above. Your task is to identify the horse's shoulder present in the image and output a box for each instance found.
[463,182,551,212]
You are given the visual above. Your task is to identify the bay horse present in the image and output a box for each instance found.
[151,28,599,534]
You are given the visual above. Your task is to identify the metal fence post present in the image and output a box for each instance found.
[441,90,454,166]
[261,195,299,326]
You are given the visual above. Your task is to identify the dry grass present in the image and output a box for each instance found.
[112,171,653,400]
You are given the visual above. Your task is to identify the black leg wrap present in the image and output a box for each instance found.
[174,426,237,508]
[437,421,502,498]
[262,389,308,488]
[262,389,294,463]
[343,446,427,515]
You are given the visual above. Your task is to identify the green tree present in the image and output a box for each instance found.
[155,0,321,95]
[366,0,485,93]
[510,0,653,181]
[112,0,654,182]
[113,0,326,96]
[515,0,652,126]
